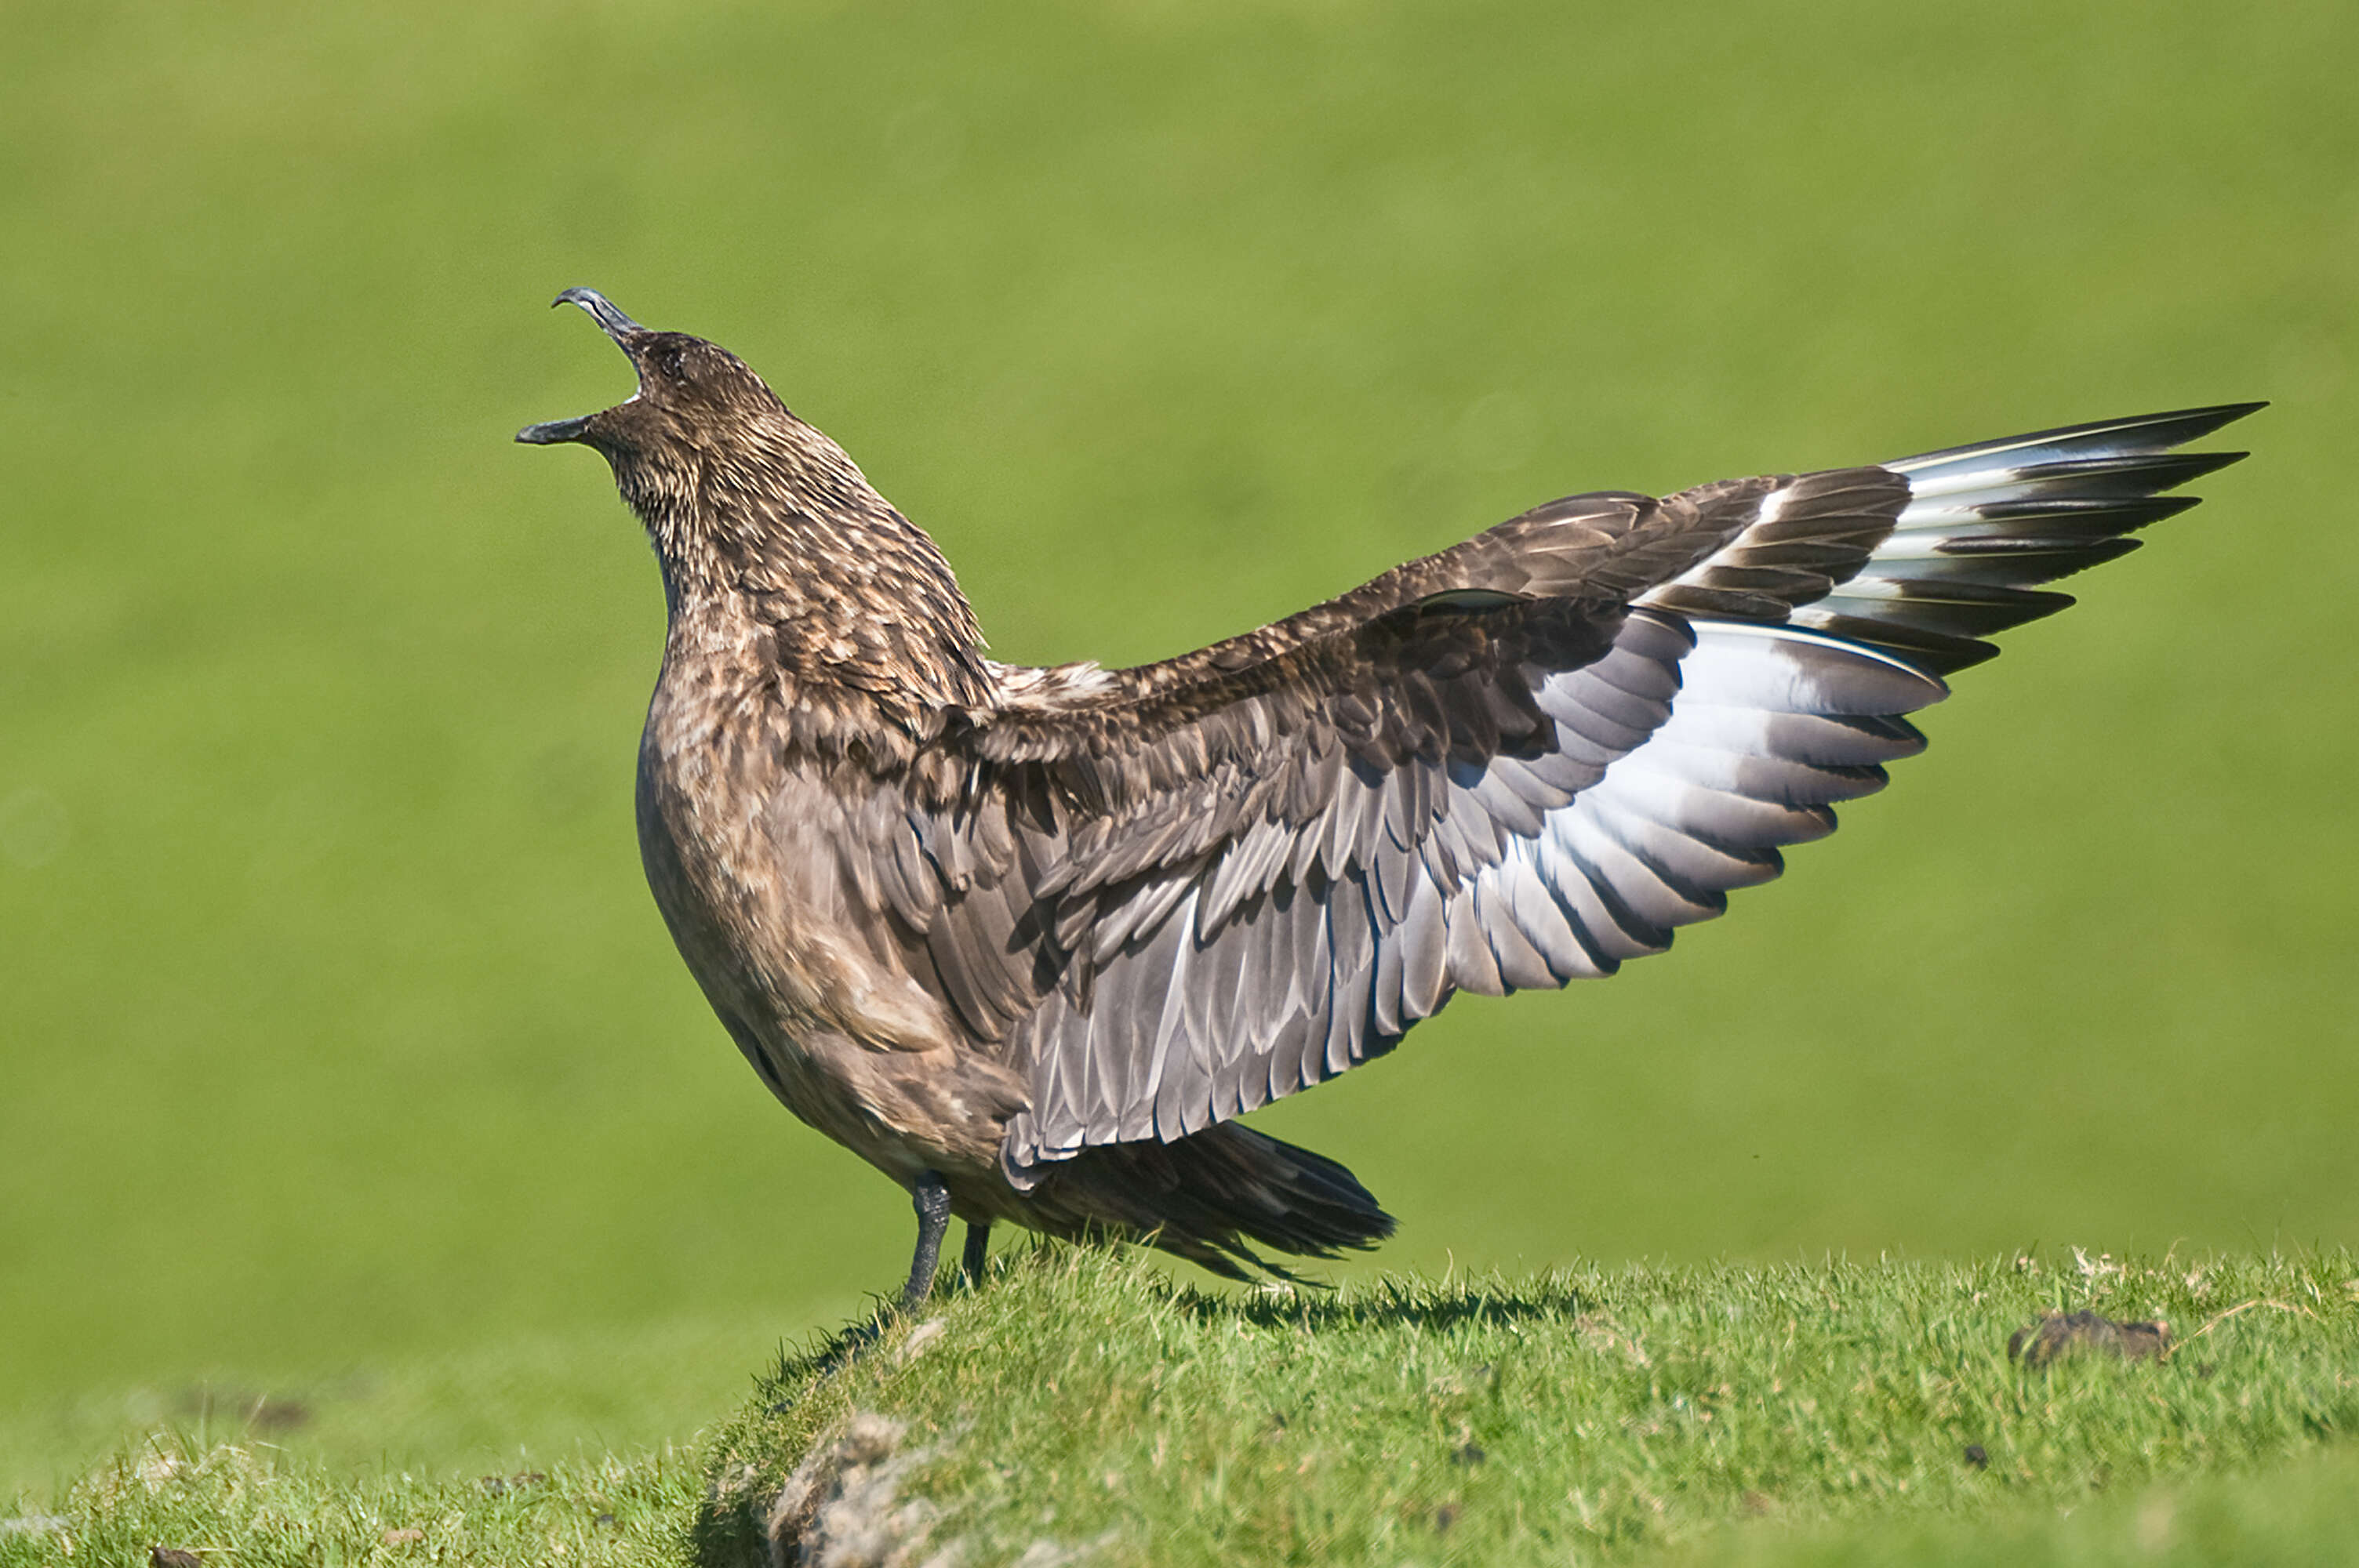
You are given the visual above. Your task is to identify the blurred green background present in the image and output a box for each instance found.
[3,0,2353,1494]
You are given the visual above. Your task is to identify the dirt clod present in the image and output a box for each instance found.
[765,1412,941,1568]
[2008,1310,2171,1367]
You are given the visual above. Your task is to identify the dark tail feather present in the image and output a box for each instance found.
[1052,1123,1395,1280]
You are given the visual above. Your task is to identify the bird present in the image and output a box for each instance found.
[518,287,2257,1310]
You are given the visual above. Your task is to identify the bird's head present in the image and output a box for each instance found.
[516,288,799,485]
[514,290,983,684]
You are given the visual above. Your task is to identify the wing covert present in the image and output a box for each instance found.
[994,606,1943,1184]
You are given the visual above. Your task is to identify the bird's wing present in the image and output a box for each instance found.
[878,405,2257,1185]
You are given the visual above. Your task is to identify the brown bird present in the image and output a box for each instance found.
[518,288,2255,1308]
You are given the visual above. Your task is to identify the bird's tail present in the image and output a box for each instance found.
[1045,1122,1395,1280]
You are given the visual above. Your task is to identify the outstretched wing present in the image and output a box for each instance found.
[876,405,2257,1185]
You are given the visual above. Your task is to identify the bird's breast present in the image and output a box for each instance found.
[631,680,1024,1185]
[633,669,957,1062]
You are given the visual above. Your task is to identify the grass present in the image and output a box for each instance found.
[1666,1444,2359,1566]
[13,1247,2354,1565]
[691,1245,2358,1565]
[0,1441,698,1568]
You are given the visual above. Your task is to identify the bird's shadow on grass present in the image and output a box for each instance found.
[1169,1278,1595,1335]
[752,1315,891,1416]
[749,1251,1594,1420]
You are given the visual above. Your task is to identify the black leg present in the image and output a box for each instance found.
[902,1171,952,1312]
[961,1221,991,1287]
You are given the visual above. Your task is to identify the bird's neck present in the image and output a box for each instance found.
[628,439,994,738]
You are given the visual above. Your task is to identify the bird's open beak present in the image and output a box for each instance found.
[514,412,592,445]
[515,288,647,445]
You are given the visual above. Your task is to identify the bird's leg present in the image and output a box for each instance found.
[902,1171,952,1312]
[961,1221,991,1287]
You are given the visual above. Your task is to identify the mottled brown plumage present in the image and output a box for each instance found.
[519,288,2256,1305]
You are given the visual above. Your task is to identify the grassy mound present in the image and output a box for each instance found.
[699,1246,2358,1566]
[11,1247,2353,1566]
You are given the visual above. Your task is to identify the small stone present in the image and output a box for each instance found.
[1963,1444,1989,1470]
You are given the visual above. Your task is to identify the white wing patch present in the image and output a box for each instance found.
[1435,620,1943,994]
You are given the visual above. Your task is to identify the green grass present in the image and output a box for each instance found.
[1667,1446,2359,1566]
[686,1247,2359,1566]
[6,0,2357,1501]
[16,1248,2356,1566]
[0,1440,697,1568]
